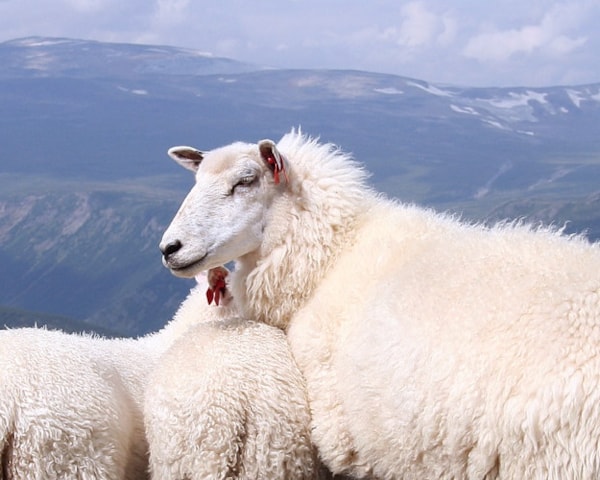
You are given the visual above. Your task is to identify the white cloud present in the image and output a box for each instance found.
[396,2,439,47]
[463,2,590,62]
[63,0,108,13]
[383,2,457,50]
[154,0,189,23]
[547,34,587,55]
[437,14,457,47]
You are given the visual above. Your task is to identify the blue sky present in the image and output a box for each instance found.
[1,0,599,87]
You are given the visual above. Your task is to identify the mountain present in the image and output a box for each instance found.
[0,176,194,335]
[0,304,120,337]
[1,37,259,77]
[1,36,599,336]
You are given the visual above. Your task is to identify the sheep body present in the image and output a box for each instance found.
[287,205,600,479]
[0,328,151,480]
[0,272,224,480]
[145,311,322,479]
[161,130,600,479]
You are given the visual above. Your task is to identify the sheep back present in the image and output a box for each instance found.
[287,201,600,479]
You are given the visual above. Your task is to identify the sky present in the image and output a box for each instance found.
[1,0,599,87]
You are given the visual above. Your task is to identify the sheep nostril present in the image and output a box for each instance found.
[161,240,183,260]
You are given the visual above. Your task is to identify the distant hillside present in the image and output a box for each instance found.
[0,304,121,337]
[0,36,259,78]
[0,36,598,336]
[0,176,196,335]
[481,192,600,241]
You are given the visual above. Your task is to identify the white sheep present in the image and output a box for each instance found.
[0,327,151,480]
[144,269,324,479]
[160,129,600,480]
[0,269,231,480]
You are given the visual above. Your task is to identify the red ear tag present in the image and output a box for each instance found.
[266,153,289,185]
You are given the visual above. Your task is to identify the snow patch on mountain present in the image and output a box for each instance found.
[568,87,600,106]
[482,119,509,131]
[528,167,574,191]
[488,91,549,109]
[117,86,148,95]
[0,196,37,240]
[61,194,92,236]
[10,38,74,48]
[474,161,513,199]
[567,89,586,108]
[406,81,454,97]
[374,87,403,95]
[450,104,479,115]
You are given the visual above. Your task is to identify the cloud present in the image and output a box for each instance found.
[396,2,439,47]
[63,0,102,12]
[463,2,589,62]
[387,2,457,49]
[153,0,190,24]
[438,14,457,47]
[546,34,587,55]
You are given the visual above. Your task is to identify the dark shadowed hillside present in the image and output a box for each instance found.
[0,305,121,337]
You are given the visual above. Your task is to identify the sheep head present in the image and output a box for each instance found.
[160,139,289,278]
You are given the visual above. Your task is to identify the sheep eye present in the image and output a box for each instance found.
[231,175,256,194]
[238,176,255,186]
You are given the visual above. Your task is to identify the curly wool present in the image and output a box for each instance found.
[0,275,228,480]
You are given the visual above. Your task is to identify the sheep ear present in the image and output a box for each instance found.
[167,146,204,172]
[258,139,288,185]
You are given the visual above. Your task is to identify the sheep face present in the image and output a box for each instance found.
[160,140,286,278]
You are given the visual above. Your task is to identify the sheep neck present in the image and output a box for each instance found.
[232,161,373,330]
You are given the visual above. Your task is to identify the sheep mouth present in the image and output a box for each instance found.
[166,253,208,278]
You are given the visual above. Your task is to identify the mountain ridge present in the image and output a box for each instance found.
[1,36,261,78]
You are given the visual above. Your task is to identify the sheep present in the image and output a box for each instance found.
[0,328,152,479]
[144,270,325,479]
[159,129,600,480]
[0,268,230,480]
